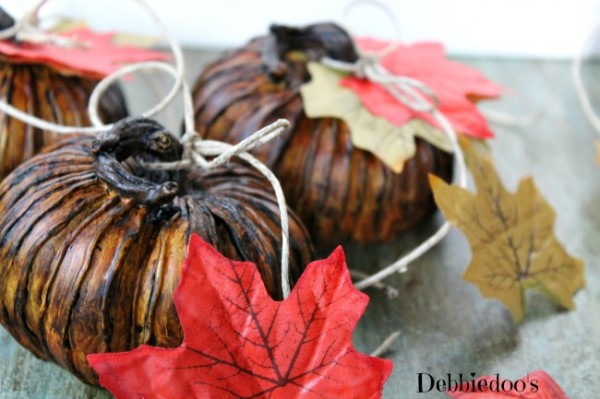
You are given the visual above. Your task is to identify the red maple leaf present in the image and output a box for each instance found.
[0,27,168,78]
[340,38,503,139]
[88,234,393,398]
[446,370,569,398]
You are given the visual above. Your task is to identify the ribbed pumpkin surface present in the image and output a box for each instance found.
[192,25,454,247]
[0,60,128,178]
[0,131,314,384]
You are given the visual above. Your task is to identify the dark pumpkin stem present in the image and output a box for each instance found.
[93,117,183,206]
[261,34,288,78]
[262,22,359,76]
[0,7,15,33]
[92,117,183,161]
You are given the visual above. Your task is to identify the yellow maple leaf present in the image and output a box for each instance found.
[300,62,452,173]
[429,138,585,322]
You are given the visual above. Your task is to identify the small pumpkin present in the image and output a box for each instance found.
[0,7,128,179]
[192,23,454,248]
[0,118,314,384]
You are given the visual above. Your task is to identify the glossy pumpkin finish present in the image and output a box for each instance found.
[192,23,454,247]
[0,59,128,178]
[0,118,314,384]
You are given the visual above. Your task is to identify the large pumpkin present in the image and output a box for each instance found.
[0,59,128,179]
[0,118,314,384]
[192,23,454,248]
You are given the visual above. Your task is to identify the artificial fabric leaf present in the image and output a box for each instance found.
[301,62,452,173]
[446,370,569,398]
[0,27,168,78]
[342,39,503,139]
[88,234,393,399]
[429,138,585,322]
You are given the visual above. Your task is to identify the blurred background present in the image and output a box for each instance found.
[3,0,600,58]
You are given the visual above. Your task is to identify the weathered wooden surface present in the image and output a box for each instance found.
[1,50,599,398]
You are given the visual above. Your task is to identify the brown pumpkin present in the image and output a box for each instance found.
[192,23,454,248]
[0,117,314,384]
[0,59,128,179]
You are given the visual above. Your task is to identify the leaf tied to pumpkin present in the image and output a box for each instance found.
[429,138,585,322]
[0,27,168,79]
[300,62,452,173]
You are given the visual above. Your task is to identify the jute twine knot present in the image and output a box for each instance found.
[322,54,441,114]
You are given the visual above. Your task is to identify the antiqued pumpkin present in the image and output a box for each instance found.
[0,118,314,384]
[0,6,128,179]
[192,23,454,248]
[0,59,128,179]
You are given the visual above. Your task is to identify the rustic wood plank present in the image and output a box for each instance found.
[1,51,599,398]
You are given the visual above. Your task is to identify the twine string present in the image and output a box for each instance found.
[87,0,189,131]
[370,331,401,357]
[0,0,293,298]
[341,0,401,59]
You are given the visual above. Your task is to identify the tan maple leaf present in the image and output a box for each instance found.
[429,139,585,322]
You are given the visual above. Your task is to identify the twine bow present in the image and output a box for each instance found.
[138,119,294,299]
[322,54,440,114]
